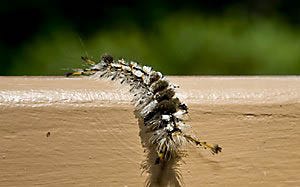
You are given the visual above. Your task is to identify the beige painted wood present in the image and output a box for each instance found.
[0,76,299,187]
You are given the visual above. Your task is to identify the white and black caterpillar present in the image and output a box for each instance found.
[67,54,221,184]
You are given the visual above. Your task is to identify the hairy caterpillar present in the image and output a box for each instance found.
[67,54,221,185]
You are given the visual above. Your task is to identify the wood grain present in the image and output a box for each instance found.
[0,76,299,186]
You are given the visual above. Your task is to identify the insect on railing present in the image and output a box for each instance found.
[66,54,222,186]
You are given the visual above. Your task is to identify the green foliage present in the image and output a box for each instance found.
[8,14,300,75]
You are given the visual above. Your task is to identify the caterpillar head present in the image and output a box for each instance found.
[101,54,114,64]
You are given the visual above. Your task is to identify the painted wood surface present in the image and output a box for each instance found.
[0,77,299,186]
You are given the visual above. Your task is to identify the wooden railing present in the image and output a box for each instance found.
[0,76,299,186]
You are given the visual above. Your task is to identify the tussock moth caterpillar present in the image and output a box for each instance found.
[67,54,221,186]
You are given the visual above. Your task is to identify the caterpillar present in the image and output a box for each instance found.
[67,54,221,185]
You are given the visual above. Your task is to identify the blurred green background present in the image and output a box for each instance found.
[1,0,300,75]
